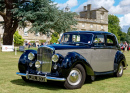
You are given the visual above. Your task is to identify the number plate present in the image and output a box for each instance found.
[29,75,47,82]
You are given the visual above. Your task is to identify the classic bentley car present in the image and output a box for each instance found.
[16,31,128,89]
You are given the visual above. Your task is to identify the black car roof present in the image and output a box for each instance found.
[64,31,114,35]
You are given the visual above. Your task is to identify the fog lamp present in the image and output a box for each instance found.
[35,61,41,68]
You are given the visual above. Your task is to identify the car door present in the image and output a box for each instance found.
[91,34,113,72]
[105,34,118,70]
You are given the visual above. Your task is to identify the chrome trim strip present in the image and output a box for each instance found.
[16,72,66,81]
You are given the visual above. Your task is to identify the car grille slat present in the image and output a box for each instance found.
[37,47,53,73]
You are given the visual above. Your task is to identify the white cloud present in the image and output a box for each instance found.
[120,0,130,6]
[56,0,78,9]
[119,13,130,32]
[119,13,130,30]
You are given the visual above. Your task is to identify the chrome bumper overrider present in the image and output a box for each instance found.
[16,72,66,82]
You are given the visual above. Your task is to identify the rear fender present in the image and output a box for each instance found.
[114,50,127,72]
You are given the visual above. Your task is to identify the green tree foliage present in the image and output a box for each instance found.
[50,32,59,44]
[13,0,77,34]
[0,0,77,45]
[127,27,130,36]
[117,30,127,42]
[14,31,24,46]
[108,14,121,42]
[39,40,46,43]
[125,35,130,43]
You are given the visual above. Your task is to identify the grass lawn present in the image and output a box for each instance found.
[0,49,130,93]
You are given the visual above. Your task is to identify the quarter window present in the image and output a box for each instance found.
[106,35,117,46]
[93,35,105,46]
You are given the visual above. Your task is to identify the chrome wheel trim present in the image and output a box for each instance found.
[67,68,82,86]
[118,64,123,75]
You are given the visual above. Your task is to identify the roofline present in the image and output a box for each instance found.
[64,31,114,35]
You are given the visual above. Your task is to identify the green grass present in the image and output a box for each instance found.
[0,50,130,93]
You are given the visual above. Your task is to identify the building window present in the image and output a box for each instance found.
[35,32,40,36]
[24,28,28,36]
[82,23,85,27]
[101,25,104,29]
[90,24,93,28]
[101,14,104,19]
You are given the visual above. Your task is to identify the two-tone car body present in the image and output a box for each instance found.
[16,31,128,89]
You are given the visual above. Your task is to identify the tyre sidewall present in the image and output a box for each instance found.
[64,64,86,89]
[115,63,123,77]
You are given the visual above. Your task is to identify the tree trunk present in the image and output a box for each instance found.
[3,32,13,45]
[3,18,18,45]
[0,35,1,46]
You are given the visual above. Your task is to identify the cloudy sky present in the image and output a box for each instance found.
[53,0,130,33]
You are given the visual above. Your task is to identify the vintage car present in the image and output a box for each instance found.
[16,31,128,89]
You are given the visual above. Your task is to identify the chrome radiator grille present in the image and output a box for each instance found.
[37,47,53,73]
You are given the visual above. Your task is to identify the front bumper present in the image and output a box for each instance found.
[16,72,66,82]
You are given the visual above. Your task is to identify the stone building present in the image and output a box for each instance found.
[74,4,108,31]
[18,23,50,45]
[0,4,108,46]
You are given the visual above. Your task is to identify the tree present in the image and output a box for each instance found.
[108,14,121,42]
[127,27,130,36]
[14,31,24,46]
[125,35,130,43]
[50,32,59,44]
[0,0,77,45]
[117,30,127,42]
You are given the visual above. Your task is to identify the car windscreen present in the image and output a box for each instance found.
[60,33,93,44]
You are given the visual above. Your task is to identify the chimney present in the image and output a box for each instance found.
[84,6,87,11]
[87,4,91,19]
[87,4,91,11]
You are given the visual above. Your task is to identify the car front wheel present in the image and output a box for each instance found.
[64,64,86,89]
[21,76,30,82]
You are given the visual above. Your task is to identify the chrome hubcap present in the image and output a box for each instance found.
[118,65,123,75]
[67,68,82,86]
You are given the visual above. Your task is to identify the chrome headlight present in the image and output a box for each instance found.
[52,54,59,63]
[28,52,35,60]
[35,61,41,68]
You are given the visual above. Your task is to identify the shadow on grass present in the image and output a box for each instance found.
[11,74,115,90]
[11,79,64,90]
[85,74,114,84]
[95,74,114,81]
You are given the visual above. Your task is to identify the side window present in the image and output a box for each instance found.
[106,35,117,46]
[93,35,105,46]
[72,35,80,42]
[61,34,70,43]
[64,35,70,42]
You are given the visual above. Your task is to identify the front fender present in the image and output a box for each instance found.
[114,50,127,71]
[18,50,37,73]
[60,52,94,78]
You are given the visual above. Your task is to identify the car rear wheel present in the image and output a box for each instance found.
[64,64,86,89]
[114,63,123,77]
